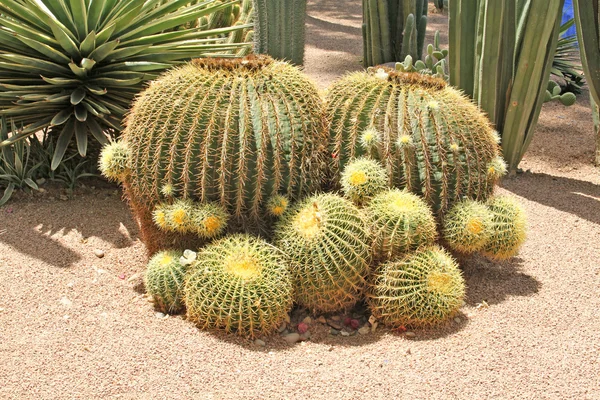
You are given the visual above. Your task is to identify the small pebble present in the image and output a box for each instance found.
[59,195,68,201]
[454,317,462,324]
[358,326,370,335]
[300,331,311,341]
[94,249,105,258]
[340,330,350,337]
[155,312,166,319]
[277,322,287,333]
[127,273,140,283]
[405,331,416,338]
[254,339,266,347]
[327,320,343,330]
[302,316,312,324]
[66,282,74,288]
[317,316,327,324]
[350,319,360,329]
[329,328,340,336]
[297,322,309,334]
[283,333,301,344]
[330,315,341,322]
[118,273,126,280]
[371,322,378,332]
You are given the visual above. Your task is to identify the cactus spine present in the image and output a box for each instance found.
[341,157,389,205]
[368,189,437,261]
[99,141,130,182]
[145,250,189,314]
[184,234,293,337]
[252,0,307,65]
[326,69,502,214]
[449,0,566,173]
[362,0,428,67]
[274,193,371,312]
[367,245,465,327]
[442,199,493,253]
[123,56,326,238]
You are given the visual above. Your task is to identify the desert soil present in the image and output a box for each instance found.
[1,2,599,399]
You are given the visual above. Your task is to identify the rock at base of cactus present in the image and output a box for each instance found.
[184,234,293,338]
[99,141,130,182]
[145,250,188,314]
[367,246,465,327]
[482,196,527,260]
[274,193,371,313]
[341,157,389,205]
[367,189,437,262]
[442,199,493,253]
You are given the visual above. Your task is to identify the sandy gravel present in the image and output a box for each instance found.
[1,2,600,399]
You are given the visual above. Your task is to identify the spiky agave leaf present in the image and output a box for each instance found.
[0,0,252,169]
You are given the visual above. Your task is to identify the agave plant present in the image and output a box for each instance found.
[0,0,251,169]
[551,18,584,94]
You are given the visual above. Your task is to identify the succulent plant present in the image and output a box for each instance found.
[192,203,230,239]
[395,31,449,81]
[0,0,251,168]
[442,199,493,253]
[252,0,306,65]
[362,0,428,67]
[367,245,466,327]
[164,199,195,234]
[341,157,388,205]
[266,194,289,217]
[121,55,326,252]
[367,188,437,262]
[145,250,188,314]
[184,234,293,337]
[98,141,130,182]
[326,69,501,214]
[483,196,527,260]
[544,81,577,106]
[274,193,371,313]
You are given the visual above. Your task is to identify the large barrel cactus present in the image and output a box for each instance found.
[326,69,503,214]
[121,56,326,253]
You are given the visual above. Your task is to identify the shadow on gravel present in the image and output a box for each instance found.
[503,172,600,225]
[460,254,540,307]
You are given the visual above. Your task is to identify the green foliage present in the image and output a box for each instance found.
[0,0,252,169]
[326,69,502,215]
[124,56,326,231]
[367,245,465,327]
[448,0,566,173]
[184,234,293,337]
[252,0,306,65]
[274,193,371,313]
[551,19,584,95]
[145,250,188,314]
[574,1,600,111]
[341,157,388,205]
[367,188,437,262]
[442,199,493,253]
[544,81,577,106]
[98,141,130,182]
[191,202,230,239]
[362,0,428,67]
[394,31,449,80]
[483,196,527,260]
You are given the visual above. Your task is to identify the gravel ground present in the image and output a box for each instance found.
[1,2,600,399]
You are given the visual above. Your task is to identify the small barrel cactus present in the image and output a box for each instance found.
[367,188,437,262]
[341,157,388,205]
[99,141,130,182]
[367,246,466,327]
[192,203,230,239]
[184,234,293,337]
[266,194,289,217]
[274,193,371,312]
[326,69,502,214]
[145,250,188,314]
[483,196,527,260]
[118,55,326,254]
[442,199,493,253]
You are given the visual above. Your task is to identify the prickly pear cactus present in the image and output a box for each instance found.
[184,234,293,337]
[483,196,527,260]
[367,245,465,327]
[326,69,503,214]
[119,56,326,252]
[367,188,437,262]
[145,250,188,314]
[341,157,388,205]
[442,199,493,253]
[274,193,371,312]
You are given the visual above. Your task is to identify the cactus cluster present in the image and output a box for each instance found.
[152,200,229,239]
[395,31,449,81]
[274,193,371,313]
[145,250,189,314]
[362,0,428,67]
[326,69,502,214]
[340,158,388,205]
[184,235,293,337]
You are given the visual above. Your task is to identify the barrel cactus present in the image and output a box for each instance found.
[145,250,188,314]
[99,142,130,182]
[184,234,293,337]
[483,196,527,260]
[341,157,389,205]
[442,199,493,253]
[367,246,466,327]
[118,55,326,254]
[326,69,502,214]
[274,193,371,312]
[367,188,437,262]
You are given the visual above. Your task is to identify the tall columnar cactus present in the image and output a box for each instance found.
[252,0,307,65]
[573,1,600,166]
[145,250,188,314]
[362,0,429,67]
[184,234,293,337]
[274,193,371,313]
[448,0,566,173]
[325,69,503,214]
[120,56,326,252]
[367,245,465,327]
